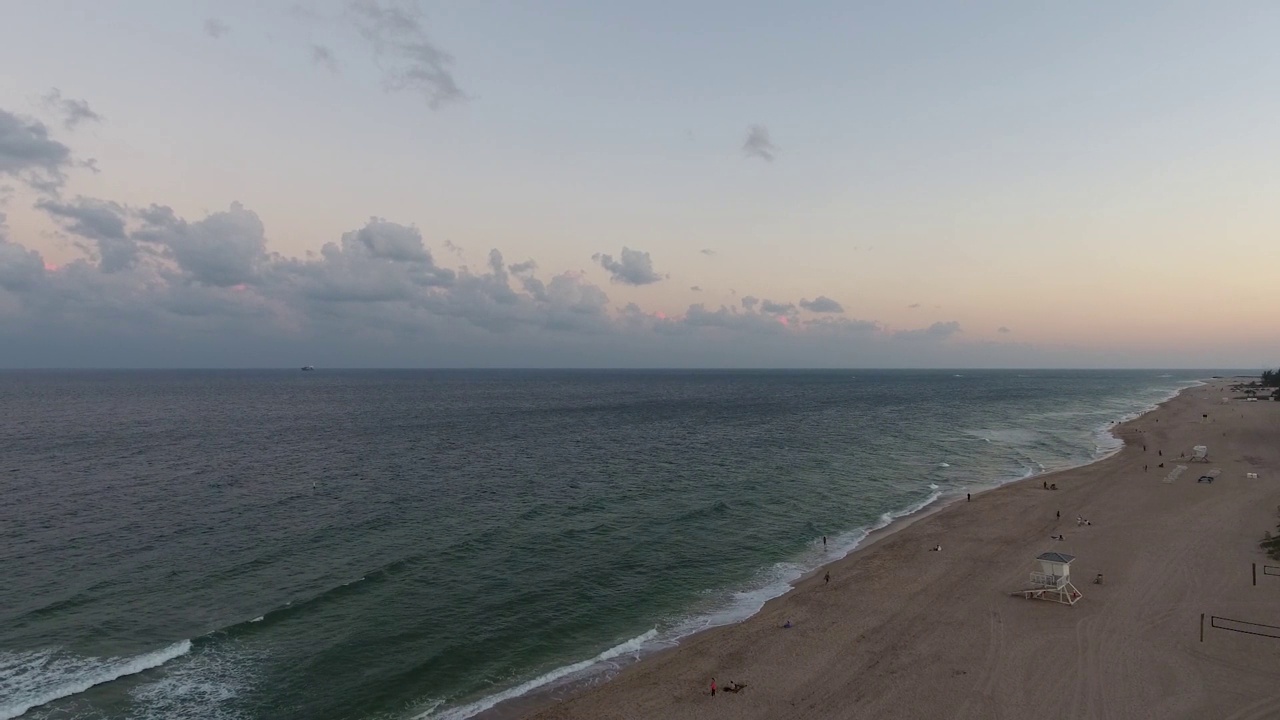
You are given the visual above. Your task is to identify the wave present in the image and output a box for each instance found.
[0,641,190,720]
[417,629,658,720]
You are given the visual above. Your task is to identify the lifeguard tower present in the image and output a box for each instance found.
[1011,552,1081,605]
[1191,445,1209,463]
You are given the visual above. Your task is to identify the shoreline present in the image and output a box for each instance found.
[449,379,1206,720]
[512,375,1280,719]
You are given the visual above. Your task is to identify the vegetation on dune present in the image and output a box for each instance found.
[1261,369,1279,389]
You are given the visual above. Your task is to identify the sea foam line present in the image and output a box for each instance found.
[417,629,658,720]
[419,488,948,720]
[420,378,1201,720]
[0,640,191,720]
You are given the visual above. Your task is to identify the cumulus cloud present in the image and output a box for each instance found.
[742,125,777,162]
[0,109,73,193]
[998,326,1011,333]
[42,89,102,130]
[0,105,1036,368]
[204,18,230,38]
[592,247,664,286]
[894,321,962,341]
[310,44,340,73]
[800,296,843,313]
[347,0,464,109]
[37,197,135,272]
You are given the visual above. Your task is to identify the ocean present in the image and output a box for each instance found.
[0,369,1211,720]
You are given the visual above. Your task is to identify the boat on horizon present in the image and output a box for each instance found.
[301,366,315,371]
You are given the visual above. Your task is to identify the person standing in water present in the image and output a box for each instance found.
[822,535,827,549]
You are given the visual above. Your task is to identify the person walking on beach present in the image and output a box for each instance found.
[710,678,717,696]
[967,493,971,502]
[824,571,830,584]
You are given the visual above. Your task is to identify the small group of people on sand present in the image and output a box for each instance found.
[1042,481,1059,490]
[1076,516,1092,526]
[710,678,747,695]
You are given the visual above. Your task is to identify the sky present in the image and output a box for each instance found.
[1,1,1278,368]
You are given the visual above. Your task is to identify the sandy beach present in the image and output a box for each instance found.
[517,379,1280,720]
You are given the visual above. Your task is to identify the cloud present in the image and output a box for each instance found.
[592,247,664,285]
[36,197,135,272]
[742,125,777,162]
[0,109,73,192]
[690,285,701,292]
[908,303,921,309]
[998,326,1011,333]
[133,202,270,287]
[204,18,230,38]
[700,248,715,256]
[800,296,843,313]
[347,0,464,109]
[894,321,962,341]
[1,104,1070,368]
[310,44,340,73]
[42,90,102,130]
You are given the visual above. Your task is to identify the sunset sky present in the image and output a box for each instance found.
[1,1,1278,367]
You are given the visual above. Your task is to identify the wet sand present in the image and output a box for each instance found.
[518,379,1280,720]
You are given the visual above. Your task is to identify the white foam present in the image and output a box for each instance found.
[0,641,190,720]
[937,462,950,468]
[419,629,658,720]
[129,641,256,720]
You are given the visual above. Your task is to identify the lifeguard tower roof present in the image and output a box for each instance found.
[1037,552,1075,564]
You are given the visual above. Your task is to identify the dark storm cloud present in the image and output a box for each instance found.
[204,18,230,38]
[347,0,464,109]
[0,109,72,192]
[742,125,777,162]
[42,89,103,130]
[592,247,664,286]
[799,296,843,313]
[310,44,340,73]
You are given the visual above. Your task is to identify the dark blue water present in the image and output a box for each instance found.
[0,370,1211,720]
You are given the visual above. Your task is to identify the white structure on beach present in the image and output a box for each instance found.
[1012,552,1082,605]
[1191,445,1209,463]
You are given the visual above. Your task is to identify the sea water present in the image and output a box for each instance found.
[0,369,1212,719]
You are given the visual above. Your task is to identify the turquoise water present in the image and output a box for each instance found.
[0,369,1212,719]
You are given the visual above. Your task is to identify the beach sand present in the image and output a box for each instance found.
[518,380,1280,720]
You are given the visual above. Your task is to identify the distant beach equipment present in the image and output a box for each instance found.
[1246,473,1259,479]
[1191,445,1209,463]
[1011,552,1081,605]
